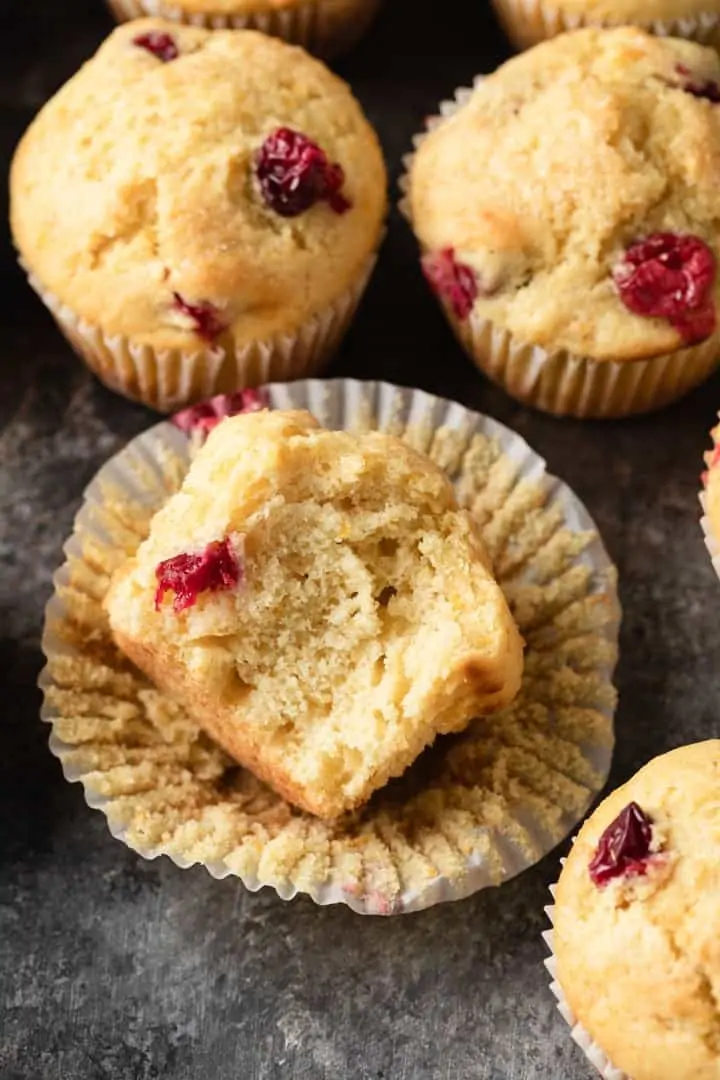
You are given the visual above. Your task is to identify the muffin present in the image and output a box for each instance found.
[10,20,386,412]
[492,0,720,53]
[105,0,382,58]
[105,408,524,818]
[551,741,720,1080]
[404,28,720,418]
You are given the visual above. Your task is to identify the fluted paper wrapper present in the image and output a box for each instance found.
[700,421,720,580]
[399,85,720,419]
[105,0,382,57]
[23,257,376,413]
[39,378,619,914]
[544,876,631,1080]
[490,0,720,51]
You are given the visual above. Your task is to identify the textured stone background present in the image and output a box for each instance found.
[2,2,720,1077]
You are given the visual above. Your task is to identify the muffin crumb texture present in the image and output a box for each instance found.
[104,409,524,818]
[43,391,618,912]
[554,741,720,1080]
[409,28,720,362]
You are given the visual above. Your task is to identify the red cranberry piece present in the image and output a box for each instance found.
[613,233,716,344]
[133,31,179,63]
[256,127,351,218]
[172,294,227,342]
[588,801,654,887]
[155,538,241,613]
[421,248,478,320]
[171,389,270,437]
[675,64,720,102]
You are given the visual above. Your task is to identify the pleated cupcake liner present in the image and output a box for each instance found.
[699,419,720,581]
[39,378,620,914]
[490,0,720,52]
[22,255,376,413]
[544,874,631,1080]
[105,0,383,57]
[399,83,720,419]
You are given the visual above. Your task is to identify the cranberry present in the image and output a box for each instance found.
[133,31,179,63]
[588,802,654,887]
[421,248,478,320]
[172,294,227,342]
[613,233,716,344]
[172,389,270,437]
[255,128,351,217]
[155,538,241,613]
[675,63,720,103]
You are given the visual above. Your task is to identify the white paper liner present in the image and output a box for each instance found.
[105,0,382,57]
[399,85,720,419]
[23,255,377,412]
[490,0,720,51]
[699,490,720,581]
[544,872,632,1080]
[39,378,620,914]
[699,422,720,580]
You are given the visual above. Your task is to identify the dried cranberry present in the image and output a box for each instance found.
[155,538,241,613]
[256,127,351,217]
[613,233,716,344]
[172,389,270,437]
[675,64,720,102]
[421,248,478,320]
[588,802,654,887]
[133,31,179,63]
[172,294,227,342]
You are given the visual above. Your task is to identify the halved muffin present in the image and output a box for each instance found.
[105,409,523,817]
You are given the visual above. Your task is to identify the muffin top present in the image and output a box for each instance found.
[10,20,386,351]
[409,28,720,362]
[553,741,720,1080]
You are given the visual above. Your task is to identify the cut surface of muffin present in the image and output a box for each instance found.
[105,409,523,817]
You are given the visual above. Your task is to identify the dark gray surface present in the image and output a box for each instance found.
[2,3,720,1077]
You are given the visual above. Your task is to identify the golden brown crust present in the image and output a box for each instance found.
[554,741,720,1080]
[409,28,720,363]
[10,20,386,351]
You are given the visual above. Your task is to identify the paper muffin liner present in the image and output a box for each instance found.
[699,418,720,581]
[22,256,376,413]
[105,0,382,57]
[399,86,720,419]
[544,872,631,1080]
[489,0,720,52]
[39,378,620,914]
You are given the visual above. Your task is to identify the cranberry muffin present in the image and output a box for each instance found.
[405,28,720,418]
[106,0,382,58]
[492,0,720,53]
[105,408,523,817]
[10,20,386,411]
[552,741,720,1080]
